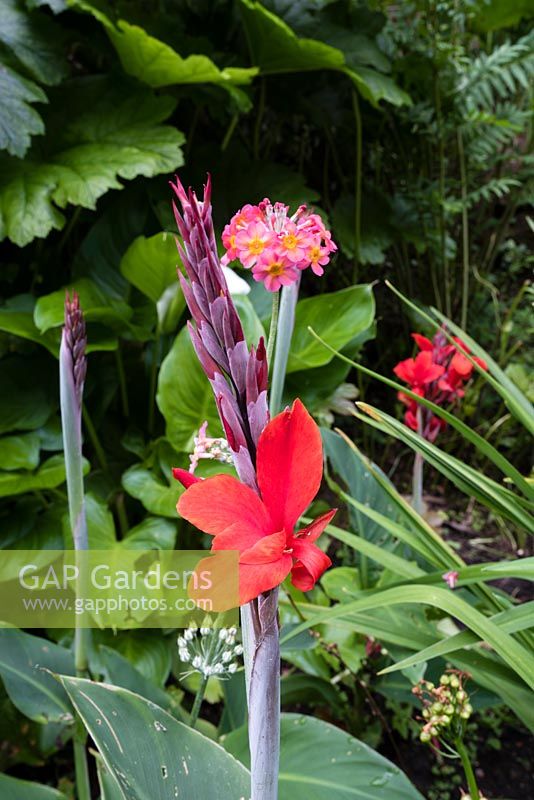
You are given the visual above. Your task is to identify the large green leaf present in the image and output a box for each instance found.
[0,0,67,86]
[223,713,424,799]
[239,0,411,107]
[120,233,179,304]
[122,465,180,518]
[0,77,184,246]
[157,326,222,451]
[0,629,75,723]
[94,631,172,687]
[0,432,40,471]
[0,455,82,498]
[71,0,257,105]
[61,677,251,799]
[0,356,56,434]
[287,285,375,373]
[0,773,67,800]
[34,277,133,333]
[0,65,46,158]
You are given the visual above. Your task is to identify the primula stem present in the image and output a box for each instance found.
[266,290,280,372]
[269,281,299,415]
[189,673,208,730]
[73,721,91,800]
[458,128,470,329]
[455,737,481,800]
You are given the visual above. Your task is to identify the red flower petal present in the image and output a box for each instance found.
[411,333,433,351]
[256,398,323,532]
[172,467,202,488]
[177,474,271,536]
[413,351,445,385]
[393,358,415,384]
[450,352,472,377]
[211,522,266,554]
[290,540,331,592]
[240,530,286,564]
[296,509,337,543]
[239,556,293,605]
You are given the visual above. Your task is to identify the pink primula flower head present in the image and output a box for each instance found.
[221,198,336,289]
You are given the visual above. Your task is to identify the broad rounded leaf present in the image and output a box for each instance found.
[223,713,424,799]
[287,285,375,372]
[61,677,251,799]
[0,432,40,471]
[0,78,184,246]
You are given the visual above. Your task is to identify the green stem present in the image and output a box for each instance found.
[457,128,470,328]
[434,74,446,314]
[352,89,362,282]
[73,728,91,800]
[115,345,129,417]
[148,335,162,435]
[455,737,480,800]
[82,405,108,472]
[221,113,239,151]
[189,673,209,730]
[266,291,280,372]
[253,80,266,161]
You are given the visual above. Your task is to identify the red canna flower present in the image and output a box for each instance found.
[393,351,445,389]
[394,328,488,441]
[173,399,335,606]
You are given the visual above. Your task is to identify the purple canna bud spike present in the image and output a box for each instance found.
[63,291,87,406]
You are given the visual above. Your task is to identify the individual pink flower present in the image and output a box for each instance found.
[306,243,331,276]
[234,221,274,268]
[278,221,314,265]
[252,249,299,292]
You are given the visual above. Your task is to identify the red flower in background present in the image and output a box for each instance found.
[394,329,487,441]
[173,399,335,606]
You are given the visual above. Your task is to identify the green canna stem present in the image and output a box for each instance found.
[60,293,91,800]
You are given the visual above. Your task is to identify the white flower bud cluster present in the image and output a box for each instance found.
[177,625,243,679]
[189,421,234,473]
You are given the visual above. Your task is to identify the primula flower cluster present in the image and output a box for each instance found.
[394,329,487,441]
[221,199,336,291]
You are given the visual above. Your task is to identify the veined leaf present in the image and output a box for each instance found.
[239,0,411,107]
[0,77,184,246]
[0,454,89,499]
[70,0,257,107]
[61,677,251,799]
[223,713,424,799]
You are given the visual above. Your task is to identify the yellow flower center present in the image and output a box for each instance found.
[309,246,320,262]
[282,234,298,250]
[249,238,265,255]
[267,261,285,276]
